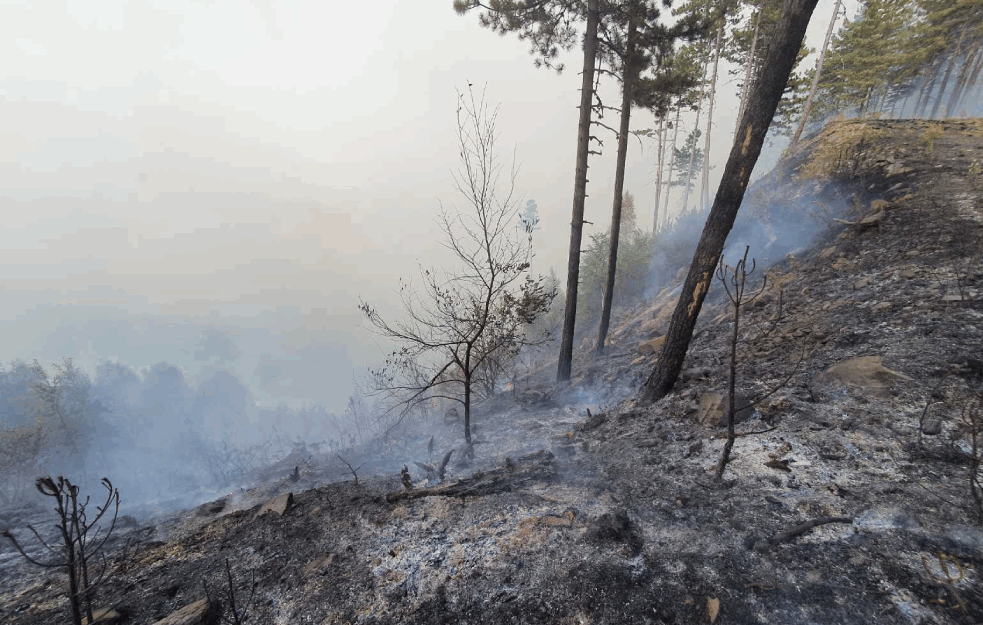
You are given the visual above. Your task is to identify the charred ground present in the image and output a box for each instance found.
[2,118,983,624]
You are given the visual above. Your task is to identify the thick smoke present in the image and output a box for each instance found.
[0,358,377,517]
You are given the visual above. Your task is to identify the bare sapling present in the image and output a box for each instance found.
[359,84,555,447]
[715,248,766,478]
[2,476,121,625]
[337,454,366,486]
[204,558,257,625]
[714,248,805,479]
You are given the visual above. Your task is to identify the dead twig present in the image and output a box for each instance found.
[921,552,969,618]
[758,516,853,550]
[337,455,365,486]
[387,451,556,503]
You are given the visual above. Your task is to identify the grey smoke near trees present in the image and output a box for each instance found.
[359,85,556,447]
[641,0,820,402]
[0,357,375,512]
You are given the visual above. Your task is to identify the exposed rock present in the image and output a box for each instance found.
[681,367,712,383]
[809,356,911,401]
[637,335,665,356]
[194,498,226,517]
[696,391,754,428]
[302,553,337,577]
[83,608,122,624]
[639,317,665,336]
[254,492,293,518]
[151,599,216,625]
[859,210,886,228]
[871,302,892,313]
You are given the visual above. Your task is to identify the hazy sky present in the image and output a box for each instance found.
[0,0,849,412]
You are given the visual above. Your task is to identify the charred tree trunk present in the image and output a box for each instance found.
[790,0,841,148]
[701,20,723,212]
[639,0,819,403]
[557,0,601,383]
[596,7,639,356]
[463,357,472,446]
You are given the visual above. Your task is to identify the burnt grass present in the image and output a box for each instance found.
[2,119,983,624]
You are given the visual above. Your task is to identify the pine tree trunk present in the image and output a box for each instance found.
[662,107,682,222]
[962,46,983,112]
[556,0,600,383]
[682,58,709,213]
[947,41,982,117]
[596,6,639,356]
[930,26,968,119]
[736,4,763,128]
[702,20,723,213]
[916,57,944,119]
[639,0,819,404]
[791,0,841,149]
[653,117,666,232]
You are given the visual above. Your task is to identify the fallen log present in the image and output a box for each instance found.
[386,450,557,503]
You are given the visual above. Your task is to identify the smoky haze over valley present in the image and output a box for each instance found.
[8,0,980,514]
[0,0,853,414]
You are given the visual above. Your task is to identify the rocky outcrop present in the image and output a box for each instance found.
[151,599,215,625]
[809,355,911,401]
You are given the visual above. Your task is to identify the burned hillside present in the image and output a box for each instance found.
[2,118,983,625]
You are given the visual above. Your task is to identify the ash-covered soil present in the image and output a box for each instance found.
[2,119,983,625]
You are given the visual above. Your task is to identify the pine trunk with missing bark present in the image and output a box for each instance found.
[639,0,819,404]
[557,0,600,383]
[596,7,639,356]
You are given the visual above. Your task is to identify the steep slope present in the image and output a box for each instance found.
[2,119,982,625]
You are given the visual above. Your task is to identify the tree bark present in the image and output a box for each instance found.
[962,45,983,111]
[662,107,682,222]
[930,25,968,120]
[701,20,723,213]
[653,116,666,233]
[639,0,819,404]
[947,42,982,117]
[736,4,763,128]
[682,57,709,213]
[557,0,600,383]
[596,7,639,356]
[790,0,841,148]
[915,56,944,119]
